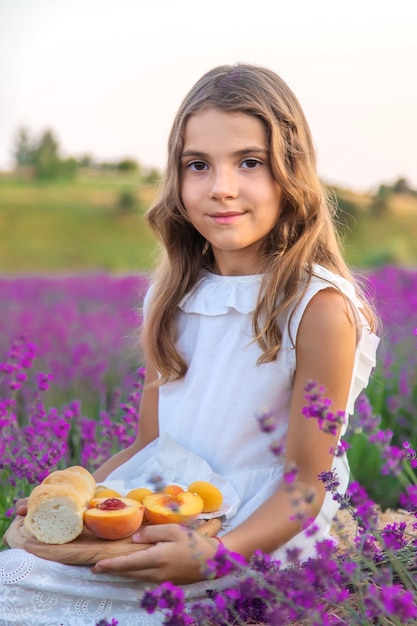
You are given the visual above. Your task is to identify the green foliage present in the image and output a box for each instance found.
[34,129,60,179]
[392,176,416,195]
[1,172,417,272]
[14,127,34,168]
[343,210,417,267]
[60,157,79,180]
[141,167,161,186]
[13,127,78,181]
[370,184,391,215]
[368,177,417,217]
[330,186,358,229]
[117,188,139,214]
[0,473,32,541]
[117,158,139,172]
[0,174,158,272]
[347,431,403,510]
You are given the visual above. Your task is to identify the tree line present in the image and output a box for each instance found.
[13,127,161,184]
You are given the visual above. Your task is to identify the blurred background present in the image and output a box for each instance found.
[0,0,416,273]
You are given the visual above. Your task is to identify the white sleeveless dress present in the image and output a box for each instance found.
[0,265,379,625]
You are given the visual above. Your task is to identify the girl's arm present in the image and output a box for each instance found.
[221,287,357,558]
[93,348,159,482]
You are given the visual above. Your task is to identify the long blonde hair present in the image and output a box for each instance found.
[144,63,376,383]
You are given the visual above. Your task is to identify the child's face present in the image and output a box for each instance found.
[180,107,282,275]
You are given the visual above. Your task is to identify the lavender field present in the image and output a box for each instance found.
[1,267,417,624]
[0,266,416,535]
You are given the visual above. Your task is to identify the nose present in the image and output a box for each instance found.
[208,166,238,200]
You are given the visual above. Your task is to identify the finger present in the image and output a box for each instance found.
[93,564,161,582]
[16,497,28,513]
[132,523,189,544]
[16,504,27,516]
[93,547,157,573]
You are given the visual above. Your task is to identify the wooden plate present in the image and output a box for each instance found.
[3,516,223,566]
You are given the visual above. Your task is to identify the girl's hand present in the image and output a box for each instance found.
[91,523,219,584]
[16,497,28,517]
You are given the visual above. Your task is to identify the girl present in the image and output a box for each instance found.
[1,63,379,625]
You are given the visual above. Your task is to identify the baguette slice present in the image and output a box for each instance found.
[24,483,86,544]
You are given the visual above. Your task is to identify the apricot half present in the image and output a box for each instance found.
[143,491,204,525]
[84,497,144,540]
[187,481,223,513]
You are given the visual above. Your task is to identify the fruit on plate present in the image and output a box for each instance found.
[187,481,223,513]
[94,485,122,499]
[143,491,204,525]
[162,484,185,497]
[84,497,144,540]
[126,487,153,503]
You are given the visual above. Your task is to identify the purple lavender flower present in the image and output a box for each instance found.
[140,583,194,625]
[303,380,346,436]
[380,521,408,550]
[348,392,381,435]
[256,408,278,433]
[380,444,406,477]
[284,463,298,484]
[318,469,340,492]
[365,584,417,621]
[403,440,417,469]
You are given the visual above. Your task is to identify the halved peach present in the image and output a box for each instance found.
[84,497,144,540]
[143,491,204,525]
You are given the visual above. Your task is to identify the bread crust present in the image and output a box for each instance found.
[65,465,97,496]
[42,469,94,503]
[24,466,96,544]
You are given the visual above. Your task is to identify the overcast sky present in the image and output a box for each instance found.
[1,0,416,192]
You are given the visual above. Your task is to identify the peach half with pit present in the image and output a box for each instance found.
[84,497,144,540]
[143,491,204,525]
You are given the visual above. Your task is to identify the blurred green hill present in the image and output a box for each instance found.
[0,170,416,273]
[330,182,417,268]
[0,170,159,273]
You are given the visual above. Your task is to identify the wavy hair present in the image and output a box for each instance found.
[144,63,377,383]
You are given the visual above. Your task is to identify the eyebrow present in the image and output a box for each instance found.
[181,147,269,159]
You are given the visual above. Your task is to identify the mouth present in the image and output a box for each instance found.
[209,212,245,225]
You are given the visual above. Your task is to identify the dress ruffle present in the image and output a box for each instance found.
[311,264,358,303]
[347,328,380,416]
[178,265,361,316]
[179,272,262,315]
